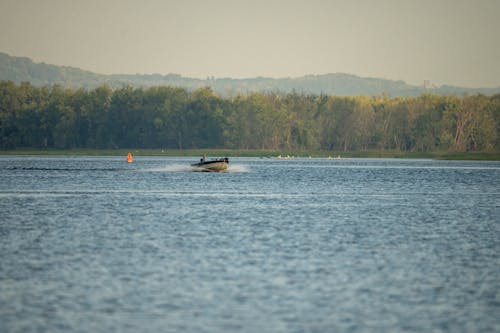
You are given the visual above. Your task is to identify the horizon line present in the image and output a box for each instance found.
[2,51,499,90]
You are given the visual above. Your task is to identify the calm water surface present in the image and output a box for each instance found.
[0,156,499,332]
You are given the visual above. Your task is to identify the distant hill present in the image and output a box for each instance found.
[1,52,499,97]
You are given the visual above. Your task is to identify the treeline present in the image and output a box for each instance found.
[1,81,499,152]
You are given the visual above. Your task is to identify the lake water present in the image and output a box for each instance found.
[0,156,499,332]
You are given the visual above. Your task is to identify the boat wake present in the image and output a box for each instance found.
[141,164,192,172]
[140,164,249,173]
[227,164,250,173]
[4,166,125,171]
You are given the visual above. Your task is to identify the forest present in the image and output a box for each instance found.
[1,80,499,152]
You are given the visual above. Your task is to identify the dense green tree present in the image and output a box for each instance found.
[283,92,321,150]
[160,87,190,149]
[0,81,498,152]
[408,94,448,152]
[489,94,500,149]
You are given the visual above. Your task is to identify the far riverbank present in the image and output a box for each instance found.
[1,149,499,160]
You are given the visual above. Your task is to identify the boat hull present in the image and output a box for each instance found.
[191,159,228,172]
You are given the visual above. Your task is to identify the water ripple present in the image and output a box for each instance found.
[1,156,499,333]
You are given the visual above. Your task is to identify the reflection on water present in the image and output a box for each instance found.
[0,156,499,332]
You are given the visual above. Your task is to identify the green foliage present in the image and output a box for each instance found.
[0,81,499,153]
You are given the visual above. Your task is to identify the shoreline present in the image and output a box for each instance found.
[1,149,499,160]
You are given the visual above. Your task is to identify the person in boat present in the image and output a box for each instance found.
[200,154,206,163]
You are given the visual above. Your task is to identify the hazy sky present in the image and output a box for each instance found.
[1,0,499,87]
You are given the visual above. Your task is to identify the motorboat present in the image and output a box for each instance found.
[191,157,229,172]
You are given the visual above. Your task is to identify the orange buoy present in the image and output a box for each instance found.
[127,152,133,163]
